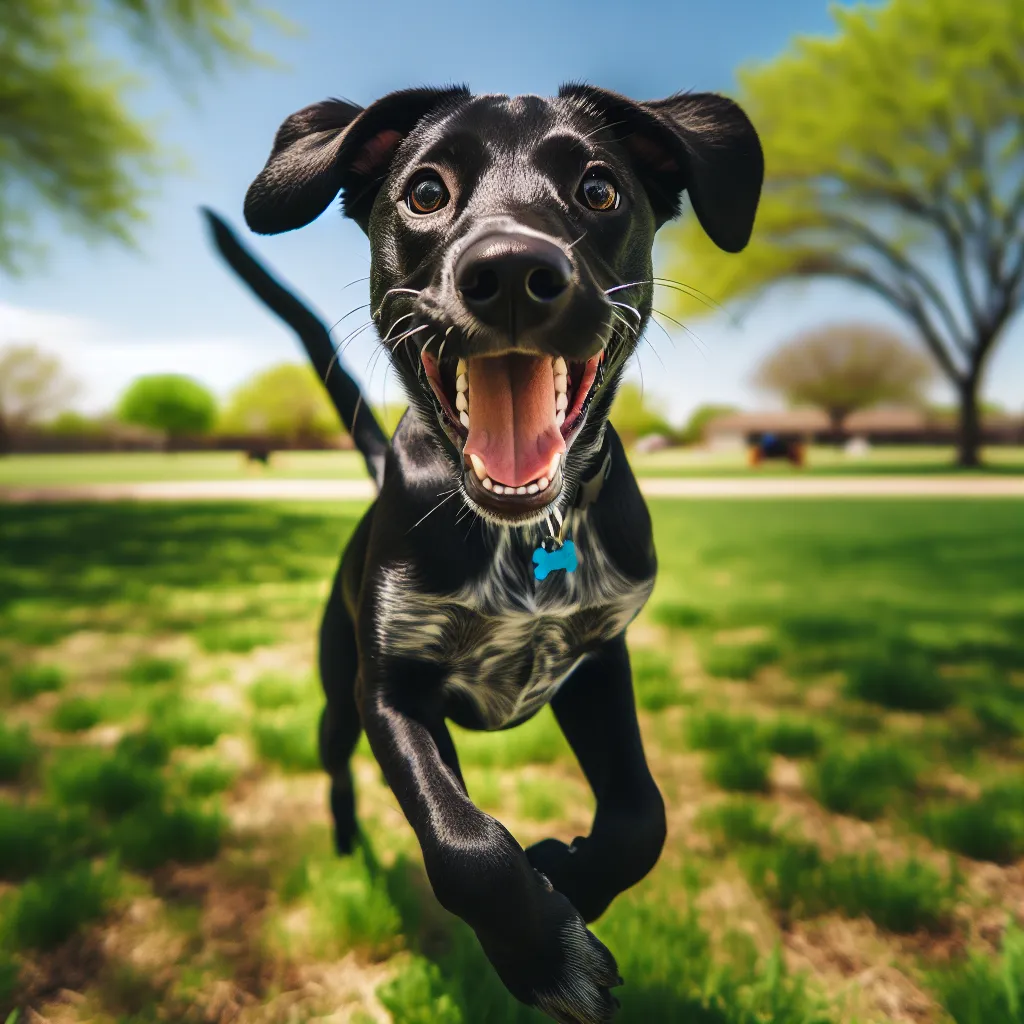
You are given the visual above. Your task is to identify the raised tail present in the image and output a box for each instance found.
[202,208,388,490]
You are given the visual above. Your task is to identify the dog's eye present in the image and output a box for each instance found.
[407,173,449,214]
[579,175,619,212]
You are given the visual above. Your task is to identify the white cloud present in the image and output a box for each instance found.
[0,302,296,414]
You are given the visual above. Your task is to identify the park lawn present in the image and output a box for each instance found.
[1,445,1023,487]
[0,498,1022,1023]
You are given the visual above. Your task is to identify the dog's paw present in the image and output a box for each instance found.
[532,912,621,1024]
[480,885,621,1024]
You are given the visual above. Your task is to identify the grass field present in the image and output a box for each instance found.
[1,498,1022,1023]
[1,445,1023,487]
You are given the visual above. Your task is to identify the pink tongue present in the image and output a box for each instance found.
[464,354,565,487]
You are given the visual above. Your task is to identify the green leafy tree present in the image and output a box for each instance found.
[754,324,935,434]
[610,382,675,446]
[1,0,275,273]
[662,0,1024,466]
[220,364,340,441]
[680,404,738,446]
[0,343,79,453]
[118,374,217,441]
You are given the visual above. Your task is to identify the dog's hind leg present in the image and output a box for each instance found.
[526,634,666,923]
[318,570,363,855]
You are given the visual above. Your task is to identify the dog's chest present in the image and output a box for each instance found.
[376,525,653,729]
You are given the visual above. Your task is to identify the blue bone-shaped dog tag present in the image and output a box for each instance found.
[532,540,578,580]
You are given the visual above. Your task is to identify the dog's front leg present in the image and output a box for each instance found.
[526,635,667,923]
[361,669,622,1024]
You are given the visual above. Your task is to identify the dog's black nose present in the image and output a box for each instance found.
[456,233,572,327]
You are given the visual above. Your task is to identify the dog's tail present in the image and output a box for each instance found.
[202,208,388,491]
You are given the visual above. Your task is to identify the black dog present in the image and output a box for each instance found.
[206,83,761,1024]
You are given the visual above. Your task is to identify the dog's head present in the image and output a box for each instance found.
[245,85,762,524]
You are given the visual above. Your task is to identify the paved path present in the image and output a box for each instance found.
[2,476,1023,503]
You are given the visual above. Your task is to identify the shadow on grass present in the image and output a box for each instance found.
[0,502,361,642]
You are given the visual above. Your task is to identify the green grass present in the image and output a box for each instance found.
[0,861,119,951]
[50,695,104,732]
[705,739,772,793]
[1,495,1023,1021]
[8,663,65,700]
[253,708,321,772]
[702,639,779,680]
[152,701,229,748]
[809,742,919,820]
[0,725,39,784]
[249,672,315,710]
[930,922,1024,1024]
[920,778,1024,864]
[843,647,955,711]
[631,648,686,711]
[122,656,185,685]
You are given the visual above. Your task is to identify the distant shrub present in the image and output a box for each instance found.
[111,800,223,870]
[686,710,760,751]
[763,718,823,758]
[706,738,772,793]
[653,603,709,629]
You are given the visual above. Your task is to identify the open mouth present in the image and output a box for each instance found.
[421,348,603,513]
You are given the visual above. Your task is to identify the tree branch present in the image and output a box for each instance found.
[791,254,966,384]
[815,212,971,354]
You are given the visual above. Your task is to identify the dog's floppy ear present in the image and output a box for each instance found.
[560,84,763,252]
[245,86,470,235]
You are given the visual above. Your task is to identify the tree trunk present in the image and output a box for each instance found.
[828,408,848,445]
[0,417,11,457]
[956,379,981,468]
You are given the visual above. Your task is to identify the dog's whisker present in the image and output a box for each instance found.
[567,232,587,250]
[340,275,371,292]
[328,304,371,335]
[652,307,709,359]
[379,311,417,344]
[373,286,423,319]
[336,320,377,358]
[390,323,430,352]
[407,488,461,533]
[609,301,642,322]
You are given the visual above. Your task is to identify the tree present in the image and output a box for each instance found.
[610,382,675,446]
[0,343,78,453]
[119,374,217,442]
[219,364,341,441]
[0,0,275,273]
[753,324,934,434]
[680,404,738,446]
[661,0,1024,467]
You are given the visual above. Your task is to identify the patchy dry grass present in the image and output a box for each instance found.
[0,498,1022,1023]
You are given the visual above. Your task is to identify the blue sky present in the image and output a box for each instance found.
[1,0,1021,423]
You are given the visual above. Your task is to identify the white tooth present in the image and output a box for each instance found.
[469,453,487,480]
[457,358,467,375]
[492,484,505,494]
[527,483,539,494]
[548,452,561,476]
[555,393,568,411]
[482,477,493,490]
[555,411,565,427]
[456,392,468,412]
[554,373,568,392]
[460,411,470,428]
[538,476,550,490]
[456,374,468,393]
[553,357,567,375]
[516,486,527,495]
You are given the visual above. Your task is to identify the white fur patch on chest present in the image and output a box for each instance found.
[375,514,652,729]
